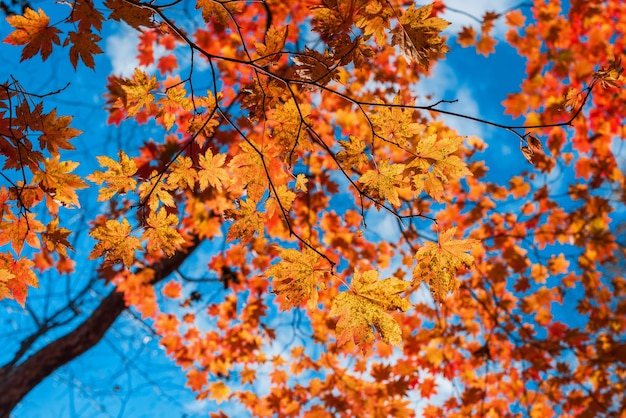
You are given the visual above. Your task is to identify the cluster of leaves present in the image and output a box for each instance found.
[1,0,625,416]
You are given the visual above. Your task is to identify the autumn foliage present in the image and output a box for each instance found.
[1,0,625,416]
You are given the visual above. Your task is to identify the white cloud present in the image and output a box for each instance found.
[413,61,485,138]
[106,24,141,77]
[105,24,168,77]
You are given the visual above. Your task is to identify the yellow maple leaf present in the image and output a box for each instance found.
[390,3,450,68]
[87,151,138,201]
[142,208,185,256]
[330,269,410,351]
[138,170,176,212]
[265,184,296,220]
[265,247,324,310]
[156,83,192,130]
[255,26,287,66]
[413,227,479,302]
[271,99,312,152]
[225,199,264,244]
[336,135,369,171]
[117,68,158,117]
[369,96,423,147]
[33,156,88,209]
[89,218,142,267]
[209,381,230,404]
[359,160,406,207]
[197,148,229,192]
[167,156,197,190]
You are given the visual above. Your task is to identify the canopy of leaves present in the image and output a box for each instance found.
[1,0,625,416]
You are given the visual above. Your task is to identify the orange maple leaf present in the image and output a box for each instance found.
[265,247,324,310]
[38,109,81,156]
[225,199,264,244]
[359,160,406,207]
[390,3,450,68]
[162,280,182,299]
[209,381,231,404]
[0,253,38,306]
[255,26,287,66]
[0,212,45,255]
[138,171,176,212]
[33,156,88,209]
[142,208,185,256]
[330,269,410,351]
[87,151,138,201]
[42,218,74,257]
[197,149,229,192]
[3,8,61,61]
[64,31,103,69]
[88,218,142,267]
[413,227,479,302]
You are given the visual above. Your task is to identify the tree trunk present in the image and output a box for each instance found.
[0,239,201,416]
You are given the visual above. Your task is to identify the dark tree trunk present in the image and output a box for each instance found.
[0,239,201,416]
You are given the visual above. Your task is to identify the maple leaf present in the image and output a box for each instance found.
[87,151,138,201]
[187,91,222,147]
[336,135,369,170]
[89,218,142,267]
[186,368,207,392]
[197,149,229,192]
[359,160,406,207]
[105,0,154,29]
[142,208,185,256]
[255,26,287,67]
[270,99,313,155]
[196,0,230,26]
[64,31,103,69]
[330,269,411,351]
[295,174,308,192]
[0,212,45,255]
[38,109,81,156]
[370,96,423,147]
[156,84,192,130]
[3,8,61,61]
[407,135,471,200]
[138,171,176,212]
[68,0,105,32]
[355,0,392,47]
[560,88,583,112]
[209,381,230,404]
[265,185,296,220]
[167,156,197,190]
[225,198,264,244]
[292,48,340,86]
[116,68,158,117]
[413,227,479,303]
[265,247,324,310]
[41,217,74,257]
[0,253,38,306]
[457,26,476,47]
[32,156,88,209]
[162,280,182,298]
[390,4,450,68]
[592,57,623,89]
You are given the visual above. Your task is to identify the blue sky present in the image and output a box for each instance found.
[2,0,623,416]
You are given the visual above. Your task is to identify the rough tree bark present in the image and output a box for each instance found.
[0,238,201,416]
